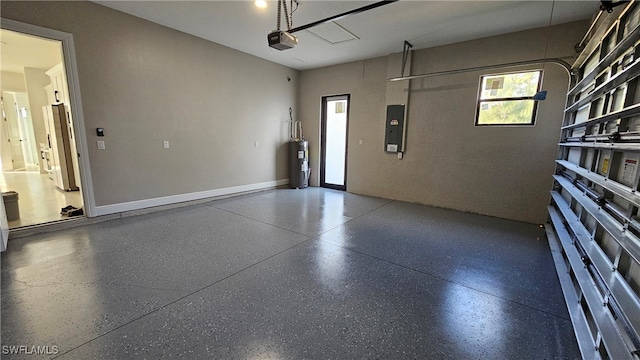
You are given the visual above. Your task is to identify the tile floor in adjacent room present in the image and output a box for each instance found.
[1,188,580,359]
[0,171,83,228]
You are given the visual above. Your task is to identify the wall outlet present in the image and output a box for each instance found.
[97,140,105,150]
[163,140,170,149]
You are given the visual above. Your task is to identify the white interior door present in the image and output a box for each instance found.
[43,105,62,189]
[2,92,26,170]
[14,92,39,168]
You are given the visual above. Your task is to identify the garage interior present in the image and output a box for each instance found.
[1,1,639,359]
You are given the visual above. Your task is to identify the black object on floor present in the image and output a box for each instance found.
[61,206,83,216]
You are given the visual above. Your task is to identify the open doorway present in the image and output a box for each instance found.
[320,94,350,191]
[0,29,84,228]
[1,91,39,172]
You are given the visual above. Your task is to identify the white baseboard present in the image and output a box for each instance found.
[94,179,289,217]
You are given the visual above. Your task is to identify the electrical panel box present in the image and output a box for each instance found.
[384,104,404,153]
[385,104,405,153]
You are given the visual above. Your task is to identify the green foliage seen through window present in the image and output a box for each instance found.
[476,71,541,125]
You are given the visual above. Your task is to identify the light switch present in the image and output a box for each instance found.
[97,140,105,150]
[163,141,170,149]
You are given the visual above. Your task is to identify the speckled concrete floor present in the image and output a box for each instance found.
[1,188,579,359]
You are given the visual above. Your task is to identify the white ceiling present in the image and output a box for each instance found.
[94,0,600,71]
[0,29,63,74]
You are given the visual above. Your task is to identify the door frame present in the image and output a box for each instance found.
[1,18,96,217]
[320,94,350,191]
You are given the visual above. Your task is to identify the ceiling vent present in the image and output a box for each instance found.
[306,22,359,45]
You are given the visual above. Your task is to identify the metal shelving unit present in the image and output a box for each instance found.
[546,2,640,359]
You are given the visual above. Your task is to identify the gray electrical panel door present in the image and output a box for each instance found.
[385,104,405,153]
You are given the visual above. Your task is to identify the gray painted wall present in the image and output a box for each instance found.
[1,1,299,207]
[0,71,26,92]
[1,0,588,224]
[300,21,589,224]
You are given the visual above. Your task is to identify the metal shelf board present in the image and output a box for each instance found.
[556,159,640,207]
[547,205,634,359]
[545,221,603,360]
[550,191,597,245]
[569,22,640,97]
[559,141,640,152]
[566,57,640,114]
[566,134,640,142]
[554,175,640,264]
[550,189,640,338]
[561,103,640,131]
[552,4,640,358]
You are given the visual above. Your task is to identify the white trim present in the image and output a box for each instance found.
[94,179,289,216]
[0,199,8,252]
[1,18,97,217]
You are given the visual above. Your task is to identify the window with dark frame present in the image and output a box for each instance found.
[475,70,542,126]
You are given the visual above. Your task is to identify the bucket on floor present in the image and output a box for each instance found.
[2,191,19,221]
